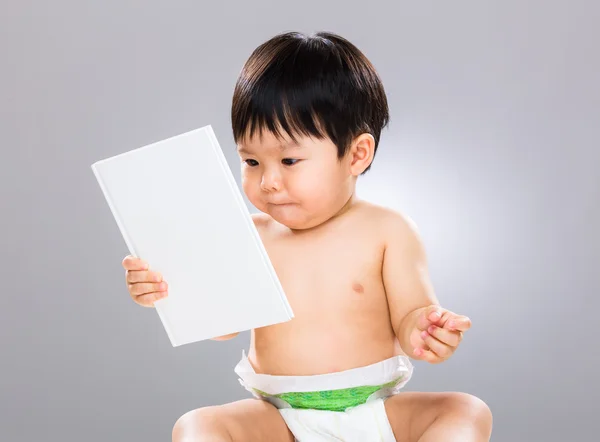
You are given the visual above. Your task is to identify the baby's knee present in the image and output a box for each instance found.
[444,392,493,429]
[172,406,232,442]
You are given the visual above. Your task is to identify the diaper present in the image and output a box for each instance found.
[234,352,414,441]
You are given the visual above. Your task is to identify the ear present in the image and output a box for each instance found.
[347,133,375,175]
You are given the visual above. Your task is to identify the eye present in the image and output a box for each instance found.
[244,159,259,167]
[282,158,299,166]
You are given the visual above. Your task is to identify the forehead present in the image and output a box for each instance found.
[237,130,305,154]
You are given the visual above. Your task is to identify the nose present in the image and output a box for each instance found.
[260,169,281,193]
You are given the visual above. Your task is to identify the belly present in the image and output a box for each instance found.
[247,291,403,376]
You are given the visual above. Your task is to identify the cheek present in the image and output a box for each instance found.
[292,173,336,204]
[241,173,259,200]
[306,162,342,191]
[287,173,318,197]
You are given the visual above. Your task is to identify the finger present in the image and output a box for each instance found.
[446,316,472,332]
[126,270,163,284]
[426,325,462,347]
[135,291,168,308]
[122,255,149,271]
[413,347,443,364]
[416,305,443,331]
[129,281,168,297]
[421,331,454,359]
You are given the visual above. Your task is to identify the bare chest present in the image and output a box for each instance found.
[261,230,388,319]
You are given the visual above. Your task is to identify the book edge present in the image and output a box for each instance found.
[90,162,180,346]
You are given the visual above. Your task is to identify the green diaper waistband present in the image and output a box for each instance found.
[252,376,404,412]
[235,351,414,412]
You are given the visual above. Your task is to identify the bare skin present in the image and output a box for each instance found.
[247,200,403,376]
[123,129,493,441]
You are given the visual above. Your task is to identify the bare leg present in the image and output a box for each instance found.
[384,391,492,442]
[172,398,294,442]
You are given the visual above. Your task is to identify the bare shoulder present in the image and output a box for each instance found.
[354,200,423,249]
[355,200,419,233]
[251,212,277,237]
[251,212,272,228]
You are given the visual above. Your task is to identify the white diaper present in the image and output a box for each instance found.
[234,351,414,441]
[279,398,396,441]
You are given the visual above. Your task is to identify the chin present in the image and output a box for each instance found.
[273,214,325,231]
[279,218,311,230]
[266,205,312,230]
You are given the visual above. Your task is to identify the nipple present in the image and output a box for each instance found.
[352,282,365,294]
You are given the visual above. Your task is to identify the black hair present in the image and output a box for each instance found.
[231,31,389,173]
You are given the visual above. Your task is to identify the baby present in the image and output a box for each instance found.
[122,31,492,442]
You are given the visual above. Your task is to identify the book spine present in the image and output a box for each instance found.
[91,162,179,346]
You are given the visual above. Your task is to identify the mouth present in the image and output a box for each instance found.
[266,202,295,207]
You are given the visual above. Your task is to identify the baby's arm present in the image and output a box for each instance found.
[381,211,440,356]
[211,332,239,341]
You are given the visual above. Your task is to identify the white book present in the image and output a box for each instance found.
[91,125,294,347]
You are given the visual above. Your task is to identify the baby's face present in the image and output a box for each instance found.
[237,130,354,229]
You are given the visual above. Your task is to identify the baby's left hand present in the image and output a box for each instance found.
[410,306,472,363]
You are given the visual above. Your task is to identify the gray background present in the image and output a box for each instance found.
[1,1,598,441]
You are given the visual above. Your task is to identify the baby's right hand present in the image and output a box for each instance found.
[122,255,168,307]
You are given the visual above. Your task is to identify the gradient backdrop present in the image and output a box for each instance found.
[1,1,598,441]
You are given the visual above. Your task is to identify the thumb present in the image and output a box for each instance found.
[416,305,443,331]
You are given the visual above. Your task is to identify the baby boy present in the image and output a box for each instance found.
[123,31,492,442]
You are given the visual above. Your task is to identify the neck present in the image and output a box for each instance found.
[331,191,358,220]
